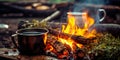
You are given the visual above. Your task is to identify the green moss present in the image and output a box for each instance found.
[89,33,120,60]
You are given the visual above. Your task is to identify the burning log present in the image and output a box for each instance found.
[45,36,71,59]
[48,28,96,45]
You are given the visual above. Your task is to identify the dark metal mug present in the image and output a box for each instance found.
[12,28,48,55]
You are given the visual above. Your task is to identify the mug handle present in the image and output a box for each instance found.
[98,9,106,22]
[11,34,18,48]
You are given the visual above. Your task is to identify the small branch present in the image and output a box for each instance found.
[40,11,60,23]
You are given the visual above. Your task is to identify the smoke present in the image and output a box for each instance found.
[72,0,109,24]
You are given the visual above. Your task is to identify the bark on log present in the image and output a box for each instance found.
[48,28,96,45]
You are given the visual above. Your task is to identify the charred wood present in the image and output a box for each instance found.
[48,28,96,45]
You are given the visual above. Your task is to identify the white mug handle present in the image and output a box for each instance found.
[98,9,106,22]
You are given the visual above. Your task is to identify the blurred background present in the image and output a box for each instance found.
[0,0,120,48]
[0,0,119,60]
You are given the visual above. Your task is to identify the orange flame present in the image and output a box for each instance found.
[58,12,96,50]
[44,34,47,45]
[58,38,83,51]
[62,12,96,38]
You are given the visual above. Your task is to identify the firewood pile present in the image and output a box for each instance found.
[45,34,92,60]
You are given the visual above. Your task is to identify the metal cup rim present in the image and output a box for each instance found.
[16,28,49,36]
[67,12,87,15]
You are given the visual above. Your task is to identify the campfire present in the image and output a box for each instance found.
[44,12,99,60]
